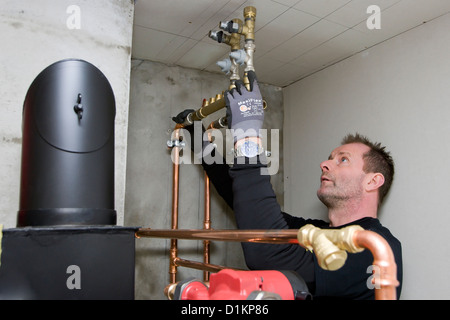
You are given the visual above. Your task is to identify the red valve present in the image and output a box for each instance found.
[176,269,310,300]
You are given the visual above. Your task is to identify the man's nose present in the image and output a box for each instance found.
[320,160,330,172]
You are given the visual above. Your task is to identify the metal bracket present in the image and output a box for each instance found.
[167,139,186,148]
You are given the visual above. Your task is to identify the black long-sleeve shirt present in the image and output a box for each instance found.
[202,155,402,299]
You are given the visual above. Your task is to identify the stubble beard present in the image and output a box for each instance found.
[317,175,365,209]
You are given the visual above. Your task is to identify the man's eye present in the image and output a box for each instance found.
[340,157,349,163]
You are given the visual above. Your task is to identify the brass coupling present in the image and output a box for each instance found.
[209,20,242,51]
[243,6,256,41]
[297,224,365,271]
[216,6,256,41]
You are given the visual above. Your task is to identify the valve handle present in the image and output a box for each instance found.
[73,93,83,120]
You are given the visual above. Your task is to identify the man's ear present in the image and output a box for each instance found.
[366,173,385,192]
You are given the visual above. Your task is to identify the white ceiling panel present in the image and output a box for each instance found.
[230,0,293,31]
[134,0,218,33]
[254,8,319,57]
[186,0,248,40]
[132,26,177,61]
[294,0,352,18]
[325,0,401,28]
[177,41,228,70]
[132,0,450,87]
[264,19,348,63]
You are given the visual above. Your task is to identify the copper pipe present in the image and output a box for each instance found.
[162,5,266,293]
[203,171,211,281]
[174,257,243,274]
[168,125,183,284]
[353,230,400,300]
[136,228,300,244]
[297,224,399,300]
[202,123,216,282]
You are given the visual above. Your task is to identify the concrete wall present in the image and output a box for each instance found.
[283,13,450,300]
[0,0,134,227]
[126,59,284,299]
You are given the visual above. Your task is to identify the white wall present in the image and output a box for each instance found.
[0,0,134,227]
[284,13,450,300]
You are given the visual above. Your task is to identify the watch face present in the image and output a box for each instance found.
[241,141,259,157]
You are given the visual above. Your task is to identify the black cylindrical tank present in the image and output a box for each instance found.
[17,59,116,227]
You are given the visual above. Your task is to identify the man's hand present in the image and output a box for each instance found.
[225,71,264,143]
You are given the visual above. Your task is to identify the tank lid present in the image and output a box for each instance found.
[24,59,115,153]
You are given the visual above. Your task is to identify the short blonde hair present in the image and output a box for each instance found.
[342,133,394,206]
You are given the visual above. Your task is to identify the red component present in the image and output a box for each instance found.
[180,269,295,300]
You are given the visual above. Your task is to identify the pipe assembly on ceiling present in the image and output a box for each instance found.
[181,6,263,129]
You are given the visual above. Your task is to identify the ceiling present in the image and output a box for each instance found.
[132,0,450,87]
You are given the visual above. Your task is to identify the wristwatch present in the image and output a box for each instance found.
[234,139,263,158]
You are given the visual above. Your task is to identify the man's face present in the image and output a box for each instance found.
[317,143,370,208]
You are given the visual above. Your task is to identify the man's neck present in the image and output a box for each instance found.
[328,200,377,227]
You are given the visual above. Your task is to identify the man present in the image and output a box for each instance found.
[172,72,402,299]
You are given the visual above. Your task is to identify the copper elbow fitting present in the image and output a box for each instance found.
[297,224,399,300]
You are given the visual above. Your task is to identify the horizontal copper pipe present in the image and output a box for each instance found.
[173,257,243,273]
[136,228,300,244]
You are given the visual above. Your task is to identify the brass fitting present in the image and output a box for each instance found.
[243,6,256,41]
[244,6,257,20]
[297,224,365,271]
[219,19,242,51]
[243,72,251,91]
[164,282,178,300]
[228,19,243,51]
[218,7,256,40]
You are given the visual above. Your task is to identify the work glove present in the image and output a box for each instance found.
[225,71,264,142]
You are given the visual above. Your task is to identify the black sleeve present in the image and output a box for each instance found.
[201,159,234,209]
[202,163,233,209]
[228,156,316,288]
[180,122,234,209]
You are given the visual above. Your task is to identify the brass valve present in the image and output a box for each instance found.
[297,224,365,271]
[243,6,256,40]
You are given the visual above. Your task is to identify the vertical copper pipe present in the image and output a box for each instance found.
[203,172,211,282]
[203,123,216,282]
[169,126,182,284]
[353,230,399,300]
